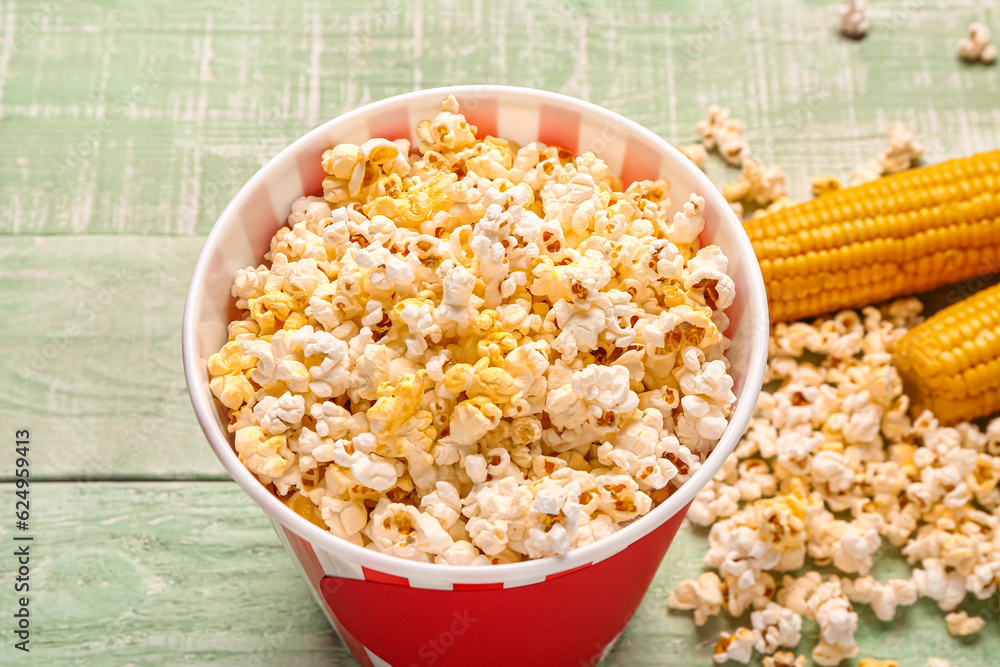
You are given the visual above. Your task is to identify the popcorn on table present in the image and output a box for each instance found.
[210,96,739,564]
[839,0,869,39]
[850,121,924,185]
[696,105,750,167]
[958,23,998,64]
[670,298,1000,663]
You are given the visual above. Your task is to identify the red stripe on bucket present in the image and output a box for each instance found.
[620,134,662,188]
[238,185,279,258]
[362,566,410,587]
[544,562,592,581]
[538,103,580,154]
[297,146,327,197]
[367,107,412,142]
[453,582,504,591]
[458,95,498,139]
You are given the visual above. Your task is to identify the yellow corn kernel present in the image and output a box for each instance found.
[746,151,1000,322]
[893,282,1000,425]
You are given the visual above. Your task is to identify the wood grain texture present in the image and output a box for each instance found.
[0,482,348,666]
[1,235,223,480]
[3,0,1000,665]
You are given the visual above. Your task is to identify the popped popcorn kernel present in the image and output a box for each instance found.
[713,627,756,664]
[944,609,986,637]
[958,23,998,64]
[839,0,869,39]
[212,97,738,565]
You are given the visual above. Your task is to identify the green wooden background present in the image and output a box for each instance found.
[2,0,1000,664]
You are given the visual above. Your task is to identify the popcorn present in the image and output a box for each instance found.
[670,300,1000,662]
[850,122,924,185]
[713,627,756,664]
[722,159,787,208]
[677,143,709,169]
[841,575,917,621]
[958,23,998,64]
[211,98,736,565]
[762,653,807,667]
[668,571,724,626]
[839,0,869,39]
[807,580,858,666]
[750,602,802,654]
[944,610,986,636]
[697,105,750,166]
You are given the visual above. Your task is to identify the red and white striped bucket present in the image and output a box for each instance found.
[183,86,769,667]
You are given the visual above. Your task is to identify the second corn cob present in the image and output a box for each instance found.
[892,281,1000,425]
[744,150,1000,322]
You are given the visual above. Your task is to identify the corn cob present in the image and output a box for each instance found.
[744,150,1000,322]
[893,282,1000,425]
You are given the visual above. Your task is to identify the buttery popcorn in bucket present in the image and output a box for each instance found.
[185,86,769,666]
[208,95,739,565]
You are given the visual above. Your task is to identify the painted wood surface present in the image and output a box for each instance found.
[3,0,1000,665]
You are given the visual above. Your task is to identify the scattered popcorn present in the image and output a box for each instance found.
[677,143,709,169]
[958,23,998,64]
[210,96,737,564]
[696,105,750,166]
[671,299,1000,662]
[944,610,986,637]
[850,122,924,185]
[859,661,898,667]
[839,0,869,39]
[722,159,787,208]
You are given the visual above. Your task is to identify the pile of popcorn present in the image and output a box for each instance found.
[669,298,1000,665]
[209,96,739,565]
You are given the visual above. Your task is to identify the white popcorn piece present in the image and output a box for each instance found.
[366,499,454,560]
[841,575,917,621]
[839,0,869,39]
[944,610,986,637]
[751,602,803,655]
[927,660,955,667]
[958,23,998,63]
[806,580,858,666]
[571,364,639,418]
[879,122,924,174]
[696,105,751,166]
[713,627,756,664]
[722,160,787,208]
[669,193,707,244]
[677,143,709,169]
[668,571,724,626]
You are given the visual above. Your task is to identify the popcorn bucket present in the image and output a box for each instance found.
[183,85,769,667]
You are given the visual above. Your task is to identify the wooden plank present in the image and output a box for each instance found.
[0,481,349,666]
[1,235,225,480]
[1,0,998,236]
[1,480,997,666]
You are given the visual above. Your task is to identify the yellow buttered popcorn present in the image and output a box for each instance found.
[209,96,738,564]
